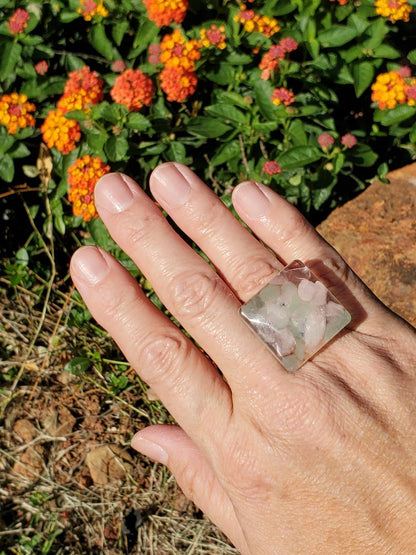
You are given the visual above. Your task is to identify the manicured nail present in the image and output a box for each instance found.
[233,181,271,219]
[150,162,191,207]
[131,435,169,465]
[71,246,110,285]
[95,173,137,213]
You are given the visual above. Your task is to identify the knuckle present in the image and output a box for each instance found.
[99,281,139,322]
[171,270,224,320]
[320,255,351,285]
[276,211,312,248]
[188,197,225,239]
[124,212,161,247]
[138,331,192,387]
[232,255,279,298]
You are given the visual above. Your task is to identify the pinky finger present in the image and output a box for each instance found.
[131,425,247,553]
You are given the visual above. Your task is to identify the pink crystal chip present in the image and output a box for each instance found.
[239,260,351,371]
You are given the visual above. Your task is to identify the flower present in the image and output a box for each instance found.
[7,9,30,34]
[57,66,104,113]
[41,110,82,154]
[160,30,201,72]
[160,66,198,102]
[200,25,227,50]
[371,71,407,110]
[234,5,280,37]
[78,0,108,21]
[318,133,335,149]
[374,0,411,22]
[329,0,348,5]
[0,93,36,135]
[149,44,162,65]
[262,161,282,175]
[110,69,155,111]
[271,87,295,106]
[143,0,188,27]
[259,38,298,80]
[405,79,416,106]
[35,61,48,75]
[68,155,110,221]
[397,66,412,78]
[112,60,126,73]
[341,133,357,148]
[279,37,299,53]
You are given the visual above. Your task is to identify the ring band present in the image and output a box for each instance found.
[239,260,351,372]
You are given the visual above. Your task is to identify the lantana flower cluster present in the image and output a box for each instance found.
[318,133,357,150]
[110,69,155,111]
[234,4,280,37]
[41,66,104,154]
[143,0,188,27]
[259,37,298,80]
[371,67,416,110]
[0,93,36,135]
[68,155,110,221]
[374,0,411,22]
[78,0,108,21]
[7,8,30,34]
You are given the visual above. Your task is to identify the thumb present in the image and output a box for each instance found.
[131,424,247,552]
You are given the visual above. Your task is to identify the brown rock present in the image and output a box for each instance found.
[317,163,416,327]
[42,405,76,437]
[85,444,134,485]
[12,445,44,480]
[13,419,36,442]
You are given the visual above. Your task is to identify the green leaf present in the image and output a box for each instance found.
[0,155,14,182]
[408,50,416,65]
[288,119,308,146]
[215,90,250,109]
[0,41,22,80]
[278,146,322,170]
[349,13,369,34]
[59,9,80,23]
[126,112,151,131]
[373,45,400,59]
[352,61,374,97]
[206,63,235,86]
[130,20,159,57]
[0,135,15,154]
[253,80,278,121]
[210,141,241,166]
[350,144,378,167]
[9,143,31,159]
[205,104,246,124]
[166,141,187,163]
[318,26,358,47]
[64,357,91,375]
[89,24,115,60]
[65,110,89,122]
[375,105,416,126]
[112,20,130,46]
[15,248,29,267]
[104,136,129,162]
[88,218,112,250]
[186,117,232,138]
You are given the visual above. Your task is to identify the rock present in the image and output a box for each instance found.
[42,405,76,437]
[317,163,416,327]
[85,444,134,485]
[13,419,36,442]
[12,446,44,480]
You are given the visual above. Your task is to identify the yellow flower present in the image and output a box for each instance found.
[371,71,407,110]
[68,155,110,221]
[374,0,411,23]
[77,0,108,21]
[200,25,227,50]
[41,110,82,154]
[234,4,280,37]
[0,93,36,135]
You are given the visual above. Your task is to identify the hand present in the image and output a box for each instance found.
[70,163,416,554]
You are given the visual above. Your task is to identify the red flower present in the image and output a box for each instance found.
[341,134,357,148]
[159,66,198,102]
[149,44,162,65]
[271,87,295,106]
[35,61,48,75]
[262,161,282,175]
[7,9,30,34]
[318,133,335,149]
[110,69,155,111]
[112,60,126,73]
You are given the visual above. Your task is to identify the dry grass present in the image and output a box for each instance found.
[0,268,237,554]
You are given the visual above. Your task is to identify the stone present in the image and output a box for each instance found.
[317,163,416,327]
[240,261,351,372]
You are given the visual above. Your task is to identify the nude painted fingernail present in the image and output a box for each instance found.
[71,246,110,285]
[95,173,137,213]
[233,181,271,218]
[131,435,169,465]
[150,162,191,207]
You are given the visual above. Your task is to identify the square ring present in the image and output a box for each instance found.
[239,260,351,372]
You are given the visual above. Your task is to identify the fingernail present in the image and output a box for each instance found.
[95,173,137,213]
[150,162,191,207]
[71,246,110,285]
[233,181,271,219]
[131,435,169,465]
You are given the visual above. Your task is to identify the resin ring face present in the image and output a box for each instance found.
[239,260,351,372]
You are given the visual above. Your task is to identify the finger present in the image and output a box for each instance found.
[93,173,291,391]
[232,181,391,331]
[131,425,248,553]
[70,246,232,438]
[149,163,281,301]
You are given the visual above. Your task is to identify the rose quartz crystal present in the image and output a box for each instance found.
[239,260,351,371]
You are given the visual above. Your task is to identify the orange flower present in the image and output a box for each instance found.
[7,9,30,34]
[200,25,227,50]
[259,39,298,80]
[374,0,411,22]
[160,29,201,72]
[271,87,295,106]
[68,155,110,221]
[234,4,280,37]
[262,161,282,175]
[58,66,104,113]
[78,0,108,21]
[143,0,188,27]
[0,93,36,135]
[41,110,82,154]
[160,66,198,102]
[110,69,155,111]
[371,71,407,110]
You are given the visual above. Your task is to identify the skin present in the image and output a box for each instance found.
[70,163,416,554]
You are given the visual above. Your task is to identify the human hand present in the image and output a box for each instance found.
[70,163,416,554]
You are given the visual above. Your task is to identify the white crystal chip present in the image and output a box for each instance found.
[239,260,351,371]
